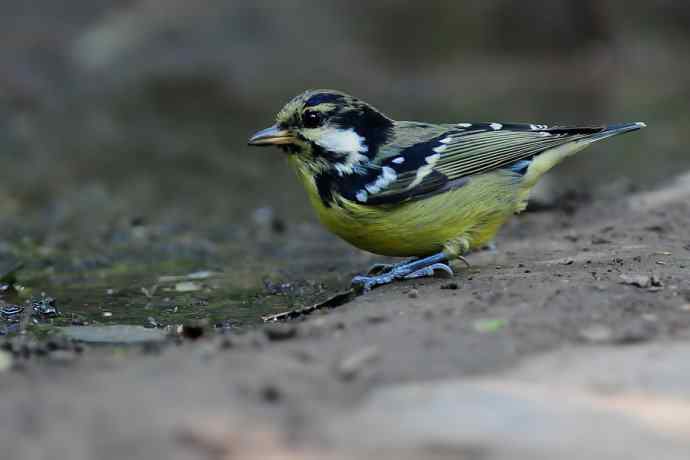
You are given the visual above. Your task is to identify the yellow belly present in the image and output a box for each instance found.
[293,162,522,257]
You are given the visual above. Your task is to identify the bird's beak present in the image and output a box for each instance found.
[248,124,295,146]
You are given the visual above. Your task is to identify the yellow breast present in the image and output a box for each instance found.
[290,158,521,257]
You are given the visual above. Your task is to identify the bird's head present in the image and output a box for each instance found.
[248,90,393,174]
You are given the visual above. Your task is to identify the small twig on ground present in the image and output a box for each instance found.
[262,289,358,322]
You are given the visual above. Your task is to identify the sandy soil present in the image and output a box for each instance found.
[1,173,690,460]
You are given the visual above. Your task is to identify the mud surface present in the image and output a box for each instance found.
[2,174,689,460]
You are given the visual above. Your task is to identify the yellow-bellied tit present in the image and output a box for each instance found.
[248,90,645,291]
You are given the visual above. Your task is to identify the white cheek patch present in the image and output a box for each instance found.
[316,128,368,155]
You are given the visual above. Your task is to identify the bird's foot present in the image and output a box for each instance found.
[352,253,454,292]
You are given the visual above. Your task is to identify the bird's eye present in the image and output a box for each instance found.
[302,111,322,129]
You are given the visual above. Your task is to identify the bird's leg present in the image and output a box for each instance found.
[352,252,457,292]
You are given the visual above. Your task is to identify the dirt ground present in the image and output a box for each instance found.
[1,172,689,460]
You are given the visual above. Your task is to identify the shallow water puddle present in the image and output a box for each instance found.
[2,265,344,339]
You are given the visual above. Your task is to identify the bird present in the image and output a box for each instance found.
[248,89,645,291]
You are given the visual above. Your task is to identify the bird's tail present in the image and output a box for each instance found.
[588,122,647,140]
[516,121,646,211]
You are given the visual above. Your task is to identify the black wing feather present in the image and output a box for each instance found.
[353,124,604,204]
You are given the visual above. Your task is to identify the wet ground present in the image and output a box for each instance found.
[0,204,363,337]
[2,172,689,460]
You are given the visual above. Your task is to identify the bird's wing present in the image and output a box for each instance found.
[351,122,633,205]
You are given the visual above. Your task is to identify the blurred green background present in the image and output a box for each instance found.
[0,0,688,232]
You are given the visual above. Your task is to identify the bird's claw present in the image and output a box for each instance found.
[403,263,454,280]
